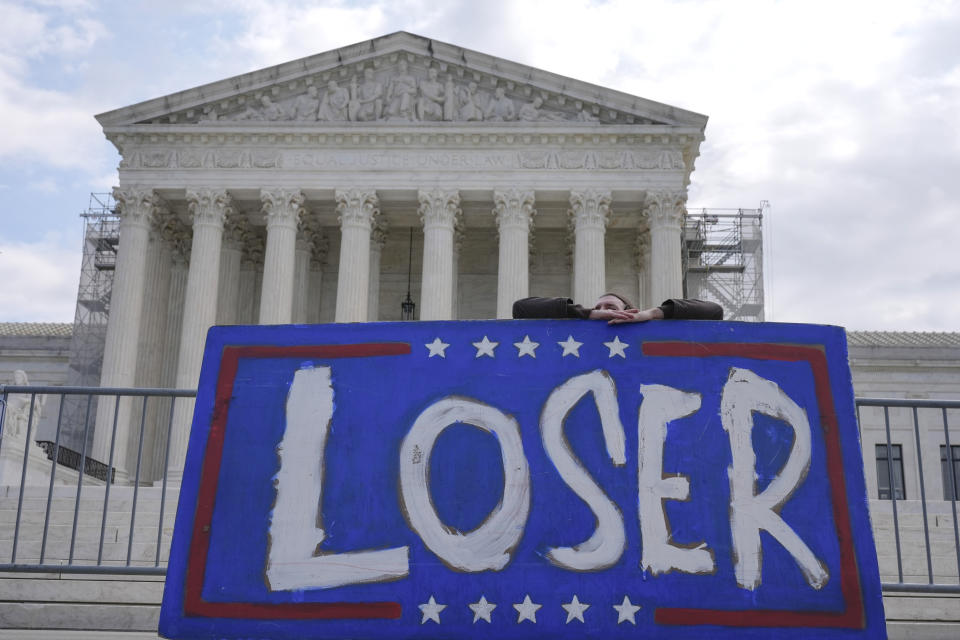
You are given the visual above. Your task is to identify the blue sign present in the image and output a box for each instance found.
[160,320,886,639]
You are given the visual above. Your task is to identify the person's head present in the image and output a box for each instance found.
[364,68,375,80]
[495,86,505,98]
[594,292,635,311]
[428,67,438,80]
[307,86,318,97]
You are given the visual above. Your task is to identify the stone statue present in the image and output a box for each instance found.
[4,370,44,439]
[291,85,320,121]
[318,80,349,121]
[198,106,219,123]
[259,96,286,121]
[576,108,599,122]
[443,75,457,121]
[348,68,384,122]
[484,87,515,122]
[518,96,566,122]
[417,67,446,121]
[385,59,417,121]
[458,82,484,121]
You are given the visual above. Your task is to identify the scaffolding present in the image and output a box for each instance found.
[61,193,119,449]
[682,206,765,322]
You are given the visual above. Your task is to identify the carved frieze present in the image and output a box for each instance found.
[119,146,685,175]
[143,56,665,127]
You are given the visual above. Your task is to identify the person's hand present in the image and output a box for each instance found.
[604,307,665,324]
[588,308,635,322]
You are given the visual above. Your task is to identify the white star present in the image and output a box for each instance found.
[472,336,499,358]
[419,595,446,624]
[513,594,542,623]
[562,595,590,623]
[603,335,629,358]
[514,335,539,358]
[613,595,641,624]
[557,335,583,357]
[468,595,497,623]
[425,337,450,358]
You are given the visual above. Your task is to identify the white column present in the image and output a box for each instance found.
[418,189,460,320]
[334,189,378,323]
[292,232,312,324]
[135,211,173,480]
[493,189,536,319]
[368,219,388,321]
[169,189,232,477]
[93,188,163,469]
[635,227,651,310]
[570,189,612,305]
[307,231,327,324]
[152,227,189,478]
[238,233,264,325]
[216,214,247,325]
[451,217,464,319]
[259,189,305,325]
[646,189,686,304]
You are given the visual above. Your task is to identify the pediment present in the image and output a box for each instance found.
[96,32,707,130]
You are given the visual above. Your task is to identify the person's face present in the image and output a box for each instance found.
[594,295,626,312]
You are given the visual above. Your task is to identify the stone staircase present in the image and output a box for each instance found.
[0,484,176,637]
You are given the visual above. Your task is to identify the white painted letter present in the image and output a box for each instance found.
[399,396,530,572]
[721,367,829,590]
[266,367,409,591]
[637,384,715,575]
[540,370,626,571]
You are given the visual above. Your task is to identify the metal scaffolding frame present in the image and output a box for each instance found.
[682,206,765,322]
[61,193,119,449]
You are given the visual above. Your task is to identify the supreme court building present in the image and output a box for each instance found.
[93,32,706,479]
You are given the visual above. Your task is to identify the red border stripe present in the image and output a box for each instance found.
[644,342,865,629]
[183,343,410,620]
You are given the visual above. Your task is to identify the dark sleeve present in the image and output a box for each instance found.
[512,297,591,319]
[658,299,724,320]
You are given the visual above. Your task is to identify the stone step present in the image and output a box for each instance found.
[0,576,163,605]
[0,602,159,632]
[0,521,174,540]
[0,539,171,565]
[0,632,161,639]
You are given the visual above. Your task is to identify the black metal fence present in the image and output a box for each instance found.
[1,385,958,594]
[0,384,195,575]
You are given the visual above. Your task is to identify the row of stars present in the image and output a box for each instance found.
[418,594,642,625]
[425,334,631,359]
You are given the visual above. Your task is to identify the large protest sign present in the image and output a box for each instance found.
[159,320,885,639]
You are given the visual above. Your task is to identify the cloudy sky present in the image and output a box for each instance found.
[0,0,957,331]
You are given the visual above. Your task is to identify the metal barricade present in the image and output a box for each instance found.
[857,397,960,594]
[0,384,195,576]
[2,385,958,594]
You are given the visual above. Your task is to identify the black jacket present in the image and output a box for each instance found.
[511,297,723,320]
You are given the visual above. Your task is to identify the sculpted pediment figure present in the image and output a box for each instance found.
[96,32,707,131]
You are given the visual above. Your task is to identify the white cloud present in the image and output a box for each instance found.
[0,235,81,322]
[0,2,111,169]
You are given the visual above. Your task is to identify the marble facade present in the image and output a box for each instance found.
[92,32,707,480]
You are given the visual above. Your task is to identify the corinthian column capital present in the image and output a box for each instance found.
[185,189,233,229]
[113,187,167,228]
[371,217,389,251]
[260,188,306,229]
[335,188,379,229]
[418,189,461,230]
[493,189,536,231]
[644,189,687,229]
[569,189,612,230]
